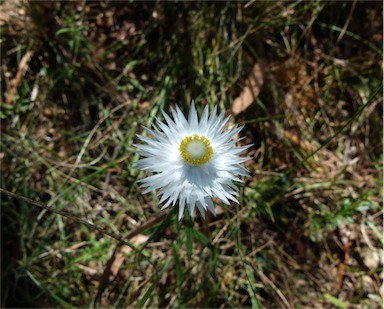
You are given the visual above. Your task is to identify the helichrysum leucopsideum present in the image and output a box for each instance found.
[135,103,251,220]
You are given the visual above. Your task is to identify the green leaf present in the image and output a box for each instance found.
[172,243,183,287]
[193,229,211,247]
[135,261,168,308]
[323,293,347,309]
[366,221,384,245]
[245,264,262,309]
[135,281,157,309]
[186,225,193,260]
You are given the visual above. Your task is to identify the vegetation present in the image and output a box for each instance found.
[1,1,382,308]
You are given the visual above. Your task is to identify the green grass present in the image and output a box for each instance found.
[1,1,382,308]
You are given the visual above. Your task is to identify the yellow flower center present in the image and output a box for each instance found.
[179,134,213,166]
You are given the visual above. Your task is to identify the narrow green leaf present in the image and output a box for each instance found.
[245,264,262,309]
[186,225,193,260]
[193,229,211,247]
[172,243,183,287]
[366,221,384,245]
[135,281,157,309]
[323,293,347,309]
[135,261,168,308]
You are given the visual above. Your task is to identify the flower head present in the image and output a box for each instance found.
[135,102,251,220]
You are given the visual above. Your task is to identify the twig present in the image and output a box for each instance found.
[336,0,357,44]
[5,51,34,104]
[337,241,352,291]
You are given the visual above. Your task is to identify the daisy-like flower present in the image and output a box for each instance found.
[135,102,251,220]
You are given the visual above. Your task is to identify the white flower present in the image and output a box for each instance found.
[135,102,252,220]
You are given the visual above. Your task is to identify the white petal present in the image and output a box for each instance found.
[188,101,198,132]
[178,195,186,220]
[196,202,206,219]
